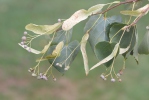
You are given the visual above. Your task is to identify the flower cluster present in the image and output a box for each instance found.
[20,31,32,52]
[100,69,123,82]
[28,68,57,81]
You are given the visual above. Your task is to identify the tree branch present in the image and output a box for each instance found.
[94,0,140,15]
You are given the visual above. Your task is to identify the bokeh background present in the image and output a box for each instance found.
[0,0,149,100]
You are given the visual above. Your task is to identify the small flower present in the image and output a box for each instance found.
[42,75,48,80]
[22,36,26,41]
[24,45,27,48]
[20,42,24,45]
[100,74,105,79]
[64,66,70,70]
[111,78,116,82]
[28,68,34,73]
[146,26,149,30]
[103,77,107,81]
[117,73,121,77]
[58,19,61,22]
[119,70,123,75]
[28,48,31,52]
[24,31,28,35]
[118,79,122,82]
[32,73,37,77]
[56,63,62,67]
[126,28,130,32]
[53,78,57,81]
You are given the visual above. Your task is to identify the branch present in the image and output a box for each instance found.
[94,0,140,15]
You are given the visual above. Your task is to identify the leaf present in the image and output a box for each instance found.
[46,41,64,58]
[48,40,80,73]
[25,23,62,35]
[87,1,120,15]
[87,4,106,15]
[84,15,121,51]
[62,9,88,31]
[94,41,119,67]
[80,33,89,75]
[119,45,130,54]
[62,3,109,31]
[130,27,139,63]
[120,10,141,16]
[51,29,73,45]
[18,43,41,54]
[109,23,136,57]
[138,30,149,54]
[40,41,52,54]
[90,43,119,70]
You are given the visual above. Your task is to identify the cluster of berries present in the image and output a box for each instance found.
[20,31,31,52]
[28,68,56,81]
[100,70,123,82]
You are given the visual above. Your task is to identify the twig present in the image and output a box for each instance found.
[94,0,140,15]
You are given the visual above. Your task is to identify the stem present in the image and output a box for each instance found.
[94,0,140,15]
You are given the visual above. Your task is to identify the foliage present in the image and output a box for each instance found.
[19,0,149,82]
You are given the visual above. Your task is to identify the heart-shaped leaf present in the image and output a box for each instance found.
[109,23,136,57]
[48,40,80,73]
[90,42,119,70]
[84,15,121,51]
[25,23,62,35]
[51,29,73,45]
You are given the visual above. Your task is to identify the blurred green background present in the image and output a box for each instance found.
[0,0,149,100]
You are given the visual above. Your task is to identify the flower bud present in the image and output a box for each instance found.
[22,36,26,41]
[111,78,115,82]
[24,31,28,35]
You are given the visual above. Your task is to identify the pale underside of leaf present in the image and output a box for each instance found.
[18,43,41,54]
[90,43,119,70]
[25,23,62,35]
[81,33,89,75]
[36,41,64,62]
[120,10,141,16]
[46,41,64,58]
[119,45,130,54]
[87,4,106,15]
[62,4,107,31]
[62,9,88,31]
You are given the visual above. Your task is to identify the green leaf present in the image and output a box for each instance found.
[109,23,136,57]
[48,40,80,73]
[51,29,72,45]
[138,30,149,54]
[25,23,62,35]
[84,15,121,51]
[120,10,141,16]
[130,28,139,63]
[81,33,89,75]
[90,42,119,70]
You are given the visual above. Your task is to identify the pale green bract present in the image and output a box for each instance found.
[81,33,89,75]
[25,23,62,35]
[62,1,120,31]
[18,43,41,54]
